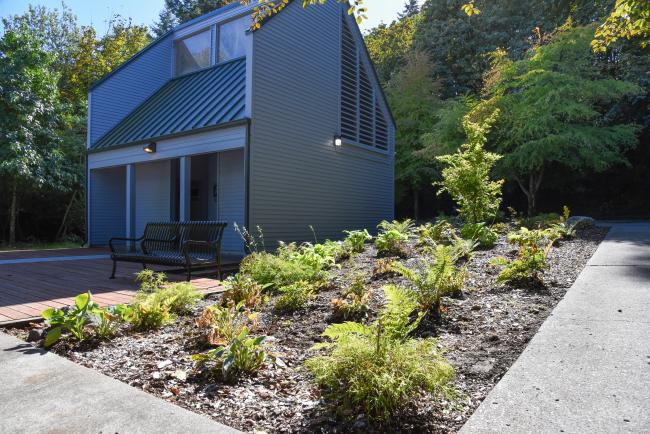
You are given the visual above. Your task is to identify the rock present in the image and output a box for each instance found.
[568,216,595,229]
[470,359,496,375]
[27,328,44,342]
[157,359,173,369]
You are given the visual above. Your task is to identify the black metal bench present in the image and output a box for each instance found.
[109,221,227,281]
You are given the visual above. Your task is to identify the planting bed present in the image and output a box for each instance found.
[6,225,607,433]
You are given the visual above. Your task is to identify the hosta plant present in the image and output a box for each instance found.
[192,328,269,382]
[343,229,372,253]
[42,292,98,347]
[375,229,410,257]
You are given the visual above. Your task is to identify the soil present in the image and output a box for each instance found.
[5,225,608,433]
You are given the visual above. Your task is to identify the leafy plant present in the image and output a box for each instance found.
[436,111,504,223]
[492,227,559,284]
[372,258,396,278]
[92,304,128,339]
[331,272,372,321]
[343,229,372,253]
[192,328,269,382]
[548,206,577,239]
[377,219,414,236]
[461,222,497,248]
[306,285,453,421]
[275,281,316,312]
[42,292,97,347]
[375,229,410,257]
[416,220,458,246]
[135,269,167,291]
[392,245,466,320]
[123,296,174,331]
[196,302,258,346]
[450,236,477,260]
[221,274,271,309]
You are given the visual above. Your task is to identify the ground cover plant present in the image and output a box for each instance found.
[9,222,608,433]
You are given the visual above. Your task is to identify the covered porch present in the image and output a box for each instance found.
[88,135,247,257]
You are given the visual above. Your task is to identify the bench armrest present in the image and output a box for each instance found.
[109,236,144,253]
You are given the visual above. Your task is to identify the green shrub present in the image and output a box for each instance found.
[375,229,410,257]
[377,219,414,236]
[392,245,466,320]
[92,304,128,339]
[42,292,98,347]
[239,252,324,291]
[196,302,258,346]
[450,237,477,260]
[522,212,561,229]
[343,229,372,253]
[275,281,316,312]
[135,269,167,291]
[192,328,269,382]
[124,296,174,331]
[331,273,371,321]
[461,222,497,248]
[416,220,458,246]
[493,227,559,284]
[436,112,504,223]
[221,274,271,309]
[306,285,453,421]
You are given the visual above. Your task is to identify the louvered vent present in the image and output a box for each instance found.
[340,15,358,142]
[340,14,390,152]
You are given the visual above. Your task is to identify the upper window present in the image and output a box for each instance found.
[175,29,212,76]
[218,17,249,63]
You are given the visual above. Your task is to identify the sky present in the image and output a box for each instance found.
[0,0,415,35]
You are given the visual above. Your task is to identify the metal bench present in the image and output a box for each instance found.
[109,221,227,281]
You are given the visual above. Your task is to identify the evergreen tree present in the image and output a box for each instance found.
[398,0,420,19]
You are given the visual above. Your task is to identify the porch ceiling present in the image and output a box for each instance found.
[91,57,246,151]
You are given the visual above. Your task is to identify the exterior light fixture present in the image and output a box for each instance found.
[334,135,342,147]
[143,142,157,153]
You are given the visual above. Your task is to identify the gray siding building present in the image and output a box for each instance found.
[87,1,395,253]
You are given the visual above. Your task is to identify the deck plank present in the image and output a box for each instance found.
[0,248,232,326]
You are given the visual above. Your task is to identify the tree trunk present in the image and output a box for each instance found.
[9,180,17,246]
[514,168,544,217]
[56,190,77,240]
[413,189,420,221]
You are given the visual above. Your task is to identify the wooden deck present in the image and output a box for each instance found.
[0,248,235,326]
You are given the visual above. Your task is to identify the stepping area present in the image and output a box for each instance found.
[0,247,231,325]
[460,222,650,433]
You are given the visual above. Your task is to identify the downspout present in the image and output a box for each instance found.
[243,118,252,254]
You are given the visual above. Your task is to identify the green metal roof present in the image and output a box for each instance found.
[91,58,247,151]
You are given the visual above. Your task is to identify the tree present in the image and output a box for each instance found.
[593,0,650,51]
[477,25,643,215]
[153,0,229,36]
[365,13,420,82]
[387,51,441,219]
[436,111,504,224]
[0,30,66,245]
[398,0,420,19]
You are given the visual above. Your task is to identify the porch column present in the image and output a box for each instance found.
[125,164,136,249]
[180,156,191,221]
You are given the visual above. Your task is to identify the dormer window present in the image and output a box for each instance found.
[174,29,212,76]
[218,17,249,63]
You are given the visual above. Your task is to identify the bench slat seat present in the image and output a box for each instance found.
[109,221,227,281]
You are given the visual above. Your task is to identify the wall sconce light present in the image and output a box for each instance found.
[143,142,157,153]
[333,135,342,147]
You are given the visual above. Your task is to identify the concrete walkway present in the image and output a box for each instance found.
[461,222,650,434]
[0,332,240,434]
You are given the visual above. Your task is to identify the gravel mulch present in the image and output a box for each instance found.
[5,225,608,433]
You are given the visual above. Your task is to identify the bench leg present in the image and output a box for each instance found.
[110,260,117,279]
[186,267,192,282]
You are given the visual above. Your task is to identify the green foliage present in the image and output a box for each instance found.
[375,229,410,258]
[192,328,269,382]
[461,222,498,249]
[239,251,325,291]
[450,237,478,260]
[343,229,372,253]
[377,219,414,236]
[331,272,371,321]
[436,111,504,223]
[593,0,650,51]
[221,274,271,309]
[416,220,458,246]
[92,304,128,339]
[196,302,258,346]
[522,213,562,229]
[275,281,316,312]
[306,285,453,421]
[365,13,420,82]
[493,227,559,284]
[42,292,96,347]
[478,25,643,215]
[392,245,466,318]
[135,270,167,291]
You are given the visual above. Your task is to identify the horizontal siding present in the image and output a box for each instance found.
[250,1,394,246]
[135,160,172,237]
[90,35,173,146]
[89,167,126,246]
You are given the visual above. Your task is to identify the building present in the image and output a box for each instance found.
[86,1,395,254]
